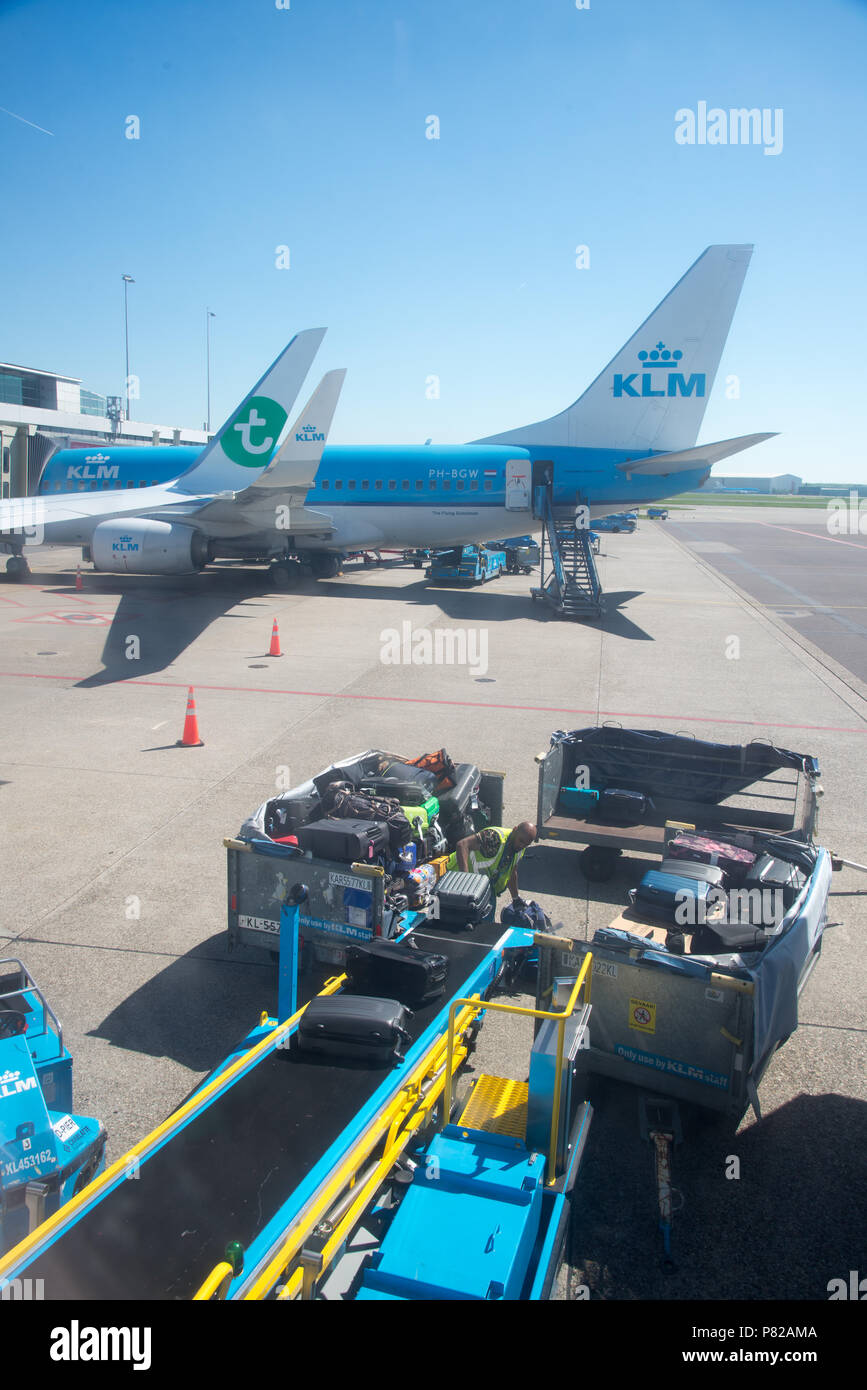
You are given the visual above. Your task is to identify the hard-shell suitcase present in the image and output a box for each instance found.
[667,833,756,881]
[344,939,449,1006]
[630,870,724,926]
[435,763,481,829]
[559,786,600,814]
[744,853,806,904]
[598,788,651,823]
[434,870,493,926]
[296,995,413,1065]
[659,856,727,888]
[296,817,390,863]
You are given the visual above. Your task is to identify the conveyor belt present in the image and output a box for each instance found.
[6,930,496,1300]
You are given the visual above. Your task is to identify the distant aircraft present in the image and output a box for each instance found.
[3,246,773,584]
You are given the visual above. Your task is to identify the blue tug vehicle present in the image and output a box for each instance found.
[0,959,106,1258]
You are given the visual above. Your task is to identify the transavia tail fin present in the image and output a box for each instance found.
[174,327,326,495]
[617,432,777,477]
[474,245,753,454]
[240,369,347,497]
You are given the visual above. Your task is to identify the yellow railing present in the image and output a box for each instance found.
[192,999,481,1301]
[0,975,347,1284]
[442,936,592,1185]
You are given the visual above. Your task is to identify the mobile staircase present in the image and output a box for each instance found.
[531,481,603,620]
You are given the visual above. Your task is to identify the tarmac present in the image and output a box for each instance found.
[1,504,865,1302]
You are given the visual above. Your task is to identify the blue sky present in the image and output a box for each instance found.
[1,0,865,481]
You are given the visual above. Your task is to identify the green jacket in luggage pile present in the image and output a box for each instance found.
[446,826,526,896]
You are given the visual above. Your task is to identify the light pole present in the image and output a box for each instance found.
[122,275,135,420]
[206,308,215,433]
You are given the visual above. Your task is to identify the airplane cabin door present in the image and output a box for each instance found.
[505,457,531,511]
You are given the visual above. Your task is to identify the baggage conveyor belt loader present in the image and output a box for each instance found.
[0,896,594,1302]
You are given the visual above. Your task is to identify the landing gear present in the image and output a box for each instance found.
[309,553,341,580]
[5,554,30,582]
[269,559,302,589]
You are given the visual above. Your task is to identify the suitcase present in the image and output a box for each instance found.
[434,870,493,926]
[344,939,449,1006]
[296,817,390,863]
[667,833,756,881]
[744,853,806,904]
[659,856,727,888]
[435,764,481,827]
[399,803,432,838]
[360,762,438,805]
[559,786,600,814]
[630,870,724,927]
[598,788,650,824]
[690,921,768,956]
[323,788,412,850]
[296,995,413,1065]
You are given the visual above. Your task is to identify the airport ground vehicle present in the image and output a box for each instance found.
[647,506,669,519]
[0,960,106,1256]
[592,514,637,533]
[227,750,504,964]
[0,902,593,1301]
[426,545,507,584]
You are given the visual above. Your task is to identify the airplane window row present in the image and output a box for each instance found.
[48,480,157,492]
[318,478,493,492]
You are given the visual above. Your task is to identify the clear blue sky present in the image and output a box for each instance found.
[1,0,865,481]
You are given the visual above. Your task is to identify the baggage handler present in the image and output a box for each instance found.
[448,822,537,904]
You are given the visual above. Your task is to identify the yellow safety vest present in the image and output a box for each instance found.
[447,827,525,896]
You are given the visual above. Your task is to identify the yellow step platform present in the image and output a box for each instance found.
[458,1074,528,1140]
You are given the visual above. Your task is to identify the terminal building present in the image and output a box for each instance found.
[0,362,209,498]
[701,471,802,495]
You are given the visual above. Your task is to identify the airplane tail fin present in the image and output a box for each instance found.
[241,368,346,496]
[474,245,753,454]
[174,328,326,495]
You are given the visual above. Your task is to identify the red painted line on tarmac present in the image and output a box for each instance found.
[755,521,867,550]
[0,668,864,735]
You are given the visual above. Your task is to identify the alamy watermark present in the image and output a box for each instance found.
[675,102,783,156]
[380,621,488,677]
[826,492,867,536]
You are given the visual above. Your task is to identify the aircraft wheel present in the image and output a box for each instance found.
[5,555,29,582]
[269,560,301,589]
[310,553,341,580]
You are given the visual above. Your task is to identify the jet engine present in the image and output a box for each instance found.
[91,519,211,574]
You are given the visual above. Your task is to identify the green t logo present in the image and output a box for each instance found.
[222,395,288,467]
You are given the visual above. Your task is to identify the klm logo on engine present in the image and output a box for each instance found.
[111,535,140,553]
[614,342,705,399]
[295,423,325,442]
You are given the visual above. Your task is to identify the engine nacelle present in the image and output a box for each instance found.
[91,519,210,574]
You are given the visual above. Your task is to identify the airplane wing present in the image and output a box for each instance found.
[616,432,777,477]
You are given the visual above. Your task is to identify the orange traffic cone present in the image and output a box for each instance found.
[75,567,83,591]
[268,618,283,658]
[177,687,204,747]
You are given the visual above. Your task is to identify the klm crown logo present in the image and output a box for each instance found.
[614,341,705,399]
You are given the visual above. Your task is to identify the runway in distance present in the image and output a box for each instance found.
[2,245,774,585]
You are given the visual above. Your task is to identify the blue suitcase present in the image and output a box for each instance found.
[630,870,724,927]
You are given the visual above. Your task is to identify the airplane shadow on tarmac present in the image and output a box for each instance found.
[29,560,652,688]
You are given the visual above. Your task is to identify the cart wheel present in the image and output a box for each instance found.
[580,846,621,882]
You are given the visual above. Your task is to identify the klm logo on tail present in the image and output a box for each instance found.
[614,342,706,399]
[295,423,325,442]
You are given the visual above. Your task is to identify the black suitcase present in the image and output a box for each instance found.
[434,870,493,926]
[296,817,390,863]
[296,995,413,1065]
[691,921,768,956]
[360,761,438,805]
[435,763,481,830]
[744,853,806,906]
[345,939,449,1006]
[660,856,727,888]
[598,788,651,823]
